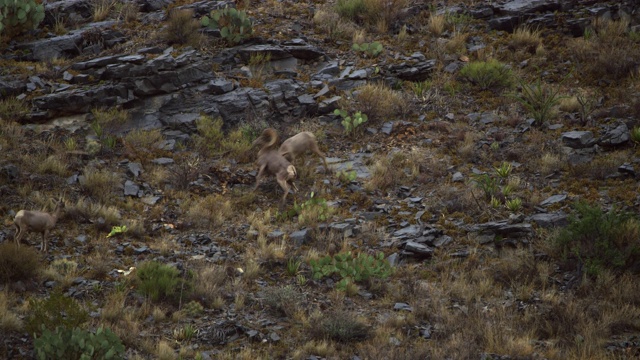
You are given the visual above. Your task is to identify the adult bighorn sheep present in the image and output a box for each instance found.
[14,200,65,252]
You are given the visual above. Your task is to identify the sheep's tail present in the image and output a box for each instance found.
[254,128,280,153]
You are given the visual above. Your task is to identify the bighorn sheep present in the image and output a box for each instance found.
[14,201,65,252]
[279,131,330,173]
[252,128,298,206]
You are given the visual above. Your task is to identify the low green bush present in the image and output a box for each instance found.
[334,109,368,137]
[135,261,192,304]
[25,288,89,337]
[512,76,566,126]
[352,41,383,58]
[201,6,253,44]
[459,59,514,92]
[34,326,125,360]
[310,251,393,290]
[0,0,45,37]
[552,202,640,276]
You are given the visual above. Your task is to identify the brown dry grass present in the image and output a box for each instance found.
[353,82,407,123]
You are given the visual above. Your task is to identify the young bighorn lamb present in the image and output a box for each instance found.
[14,201,65,252]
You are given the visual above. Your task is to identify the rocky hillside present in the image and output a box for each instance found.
[1,0,640,359]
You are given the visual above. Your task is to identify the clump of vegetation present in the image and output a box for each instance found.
[352,41,383,58]
[91,0,116,22]
[365,151,420,191]
[312,7,357,41]
[552,202,640,276]
[0,0,45,37]
[459,59,514,92]
[262,285,304,317]
[309,310,370,342]
[184,193,233,228]
[25,288,89,336]
[310,251,393,290]
[201,6,253,44]
[0,290,22,332]
[182,300,204,316]
[569,17,639,82]
[294,192,333,226]
[34,326,125,360]
[512,76,565,126]
[630,126,640,144]
[163,8,202,47]
[135,261,192,304]
[509,26,542,53]
[79,167,122,203]
[0,243,42,283]
[0,97,29,122]
[194,115,254,161]
[353,82,406,123]
[334,109,368,137]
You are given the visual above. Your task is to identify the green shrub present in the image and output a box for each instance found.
[0,0,45,37]
[201,6,253,44]
[512,76,566,126]
[552,202,640,276]
[310,251,393,290]
[309,310,370,342]
[0,243,41,283]
[471,173,498,200]
[334,0,366,22]
[182,300,204,316]
[459,59,514,92]
[294,192,332,226]
[25,288,89,336]
[34,326,125,360]
[135,261,192,304]
[352,41,383,58]
[334,109,368,137]
[631,126,640,144]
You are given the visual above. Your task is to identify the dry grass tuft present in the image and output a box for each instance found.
[0,290,22,332]
[183,193,233,229]
[80,166,122,203]
[92,0,117,21]
[353,82,406,123]
[365,151,412,192]
[163,8,203,47]
[537,152,566,175]
[191,262,228,304]
[0,97,29,122]
[509,26,542,53]
[568,17,638,82]
[313,7,357,41]
[428,13,446,36]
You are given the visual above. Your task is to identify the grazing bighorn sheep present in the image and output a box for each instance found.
[252,128,298,206]
[279,131,330,173]
[14,201,65,252]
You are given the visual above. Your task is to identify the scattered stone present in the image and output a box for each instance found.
[539,194,567,207]
[562,130,596,149]
[393,302,413,312]
[289,229,311,247]
[529,212,569,228]
[618,163,636,177]
[151,158,174,165]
